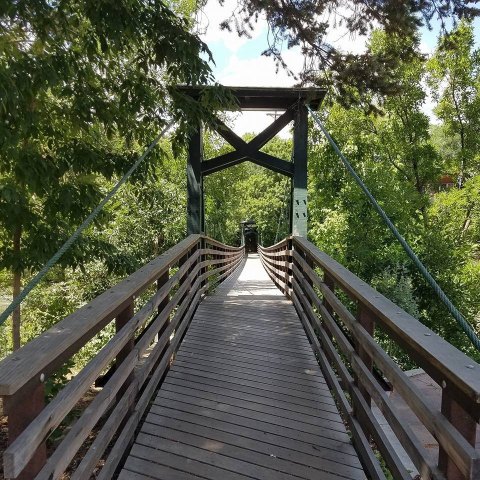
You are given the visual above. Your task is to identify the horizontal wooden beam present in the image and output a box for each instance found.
[177,85,326,110]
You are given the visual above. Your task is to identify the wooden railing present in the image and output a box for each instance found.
[0,235,244,480]
[260,237,480,480]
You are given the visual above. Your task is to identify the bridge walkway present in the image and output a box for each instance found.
[118,254,365,480]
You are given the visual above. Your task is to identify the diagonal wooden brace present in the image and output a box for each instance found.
[202,108,296,176]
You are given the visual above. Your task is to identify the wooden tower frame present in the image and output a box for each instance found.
[181,86,326,238]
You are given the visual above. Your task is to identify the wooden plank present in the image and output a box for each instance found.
[123,455,205,480]
[187,320,311,341]
[4,383,46,480]
[118,467,156,480]
[97,284,207,480]
[202,235,244,250]
[177,346,323,380]
[162,377,335,420]
[118,254,364,480]
[292,288,387,480]
[141,414,364,475]
[319,282,479,478]
[4,263,203,478]
[180,338,318,369]
[70,382,137,480]
[153,391,344,439]
[182,329,314,356]
[160,380,336,422]
[172,354,326,387]
[137,429,358,480]
[145,408,360,467]
[131,442,253,480]
[169,363,333,402]
[178,85,326,110]
[292,275,413,480]
[17,271,204,480]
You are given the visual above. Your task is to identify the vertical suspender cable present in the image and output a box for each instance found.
[0,121,174,327]
[307,105,480,352]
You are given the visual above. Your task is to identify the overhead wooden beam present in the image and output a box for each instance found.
[177,86,326,110]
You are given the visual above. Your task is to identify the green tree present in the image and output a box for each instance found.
[370,31,440,199]
[428,20,480,187]
[219,0,479,103]
[0,0,215,349]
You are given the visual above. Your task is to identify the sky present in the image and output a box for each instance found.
[195,1,479,136]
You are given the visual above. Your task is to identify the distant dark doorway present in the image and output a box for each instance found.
[241,219,258,253]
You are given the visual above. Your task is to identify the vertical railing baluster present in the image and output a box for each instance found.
[353,305,375,443]
[355,305,375,407]
[115,300,135,399]
[438,393,477,480]
[199,237,207,288]
[286,239,292,297]
[155,268,170,366]
[322,273,336,340]
[4,384,46,479]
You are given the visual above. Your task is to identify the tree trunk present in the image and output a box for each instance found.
[12,227,22,351]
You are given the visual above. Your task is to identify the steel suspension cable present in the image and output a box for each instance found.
[0,121,174,327]
[307,105,480,352]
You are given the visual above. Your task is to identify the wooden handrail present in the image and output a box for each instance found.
[259,236,480,480]
[292,236,480,410]
[0,235,201,397]
[0,235,244,479]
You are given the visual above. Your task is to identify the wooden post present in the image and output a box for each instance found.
[291,103,308,237]
[187,126,204,235]
[322,273,336,340]
[286,238,293,294]
[156,269,170,341]
[438,393,477,479]
[115,301,134,398]
[355,305,375,407]
[4,384,46,479]
[199,238,207,288]
[322,273,335,313]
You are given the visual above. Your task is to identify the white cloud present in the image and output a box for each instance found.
[197,0,265,53]
[197,1,370,135]
[218,51,302,87]
[214,52,302,137]
[224,110,293,138]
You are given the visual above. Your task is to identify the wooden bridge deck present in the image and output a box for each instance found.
[119,254,366,480]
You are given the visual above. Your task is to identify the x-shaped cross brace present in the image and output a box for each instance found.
[201,106,296,177]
